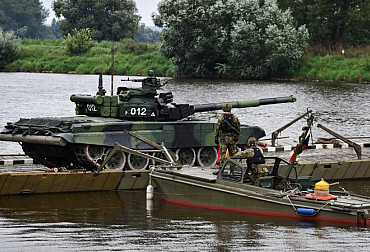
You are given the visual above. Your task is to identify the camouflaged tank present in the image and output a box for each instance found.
[0,71,296,170]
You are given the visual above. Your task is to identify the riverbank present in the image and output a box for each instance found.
[5,39,174,77]
[294,54,370,83]
[4,39,370,83]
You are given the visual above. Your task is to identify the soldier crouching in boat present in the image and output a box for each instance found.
[233,137,268,186]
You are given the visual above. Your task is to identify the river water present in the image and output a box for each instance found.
[0,72,370,251]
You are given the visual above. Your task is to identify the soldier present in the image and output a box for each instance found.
[233,137,268,186]
[213,103,241,175]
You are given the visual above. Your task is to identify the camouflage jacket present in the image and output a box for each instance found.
[233,147,264,159]
[233,148,254,159]
[214,113,241,141]
[233,147,267,171]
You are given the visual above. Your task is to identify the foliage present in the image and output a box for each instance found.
[64,28,94,55]
[0,0,50,39]
[0,28,21,70]
[5,39,174,76]
[155,0,309,79]
[136,24,161,43]
[277,0,370,46]
[53,0,141,41]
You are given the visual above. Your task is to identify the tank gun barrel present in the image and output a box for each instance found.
[192,95,296,113]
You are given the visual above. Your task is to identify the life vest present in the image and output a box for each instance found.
[247,147,265,165]
[220,114,238,133]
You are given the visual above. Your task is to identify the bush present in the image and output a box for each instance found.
[0,28,21,70]
[156,0,309,78]
[64,28,94,55]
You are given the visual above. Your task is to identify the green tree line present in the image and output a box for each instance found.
[0,0,368,81]
[1,0,368,45]
[0,0,159,42]
[277,0,369,46]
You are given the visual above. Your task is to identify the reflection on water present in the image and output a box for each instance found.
[1,73,370,251]
[0,191,370,251]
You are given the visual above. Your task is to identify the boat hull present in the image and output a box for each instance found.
[152,169,370,226]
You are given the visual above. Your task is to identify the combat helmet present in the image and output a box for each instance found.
[247,137,257,147]
[222,103,232,112]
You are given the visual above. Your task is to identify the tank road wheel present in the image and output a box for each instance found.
[197,147,218,166]
[86,145,105,163]
[152,152,167,165]
[176,148,196,166]
[127,153,150,170]
[104,149,126,170]
[74,144,106,169]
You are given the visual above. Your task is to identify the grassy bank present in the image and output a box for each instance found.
[5,39,174,76]
[293,45,370,83]
[295,54,369,83]
[4,39,370,83]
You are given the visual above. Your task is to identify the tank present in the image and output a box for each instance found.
[0,71,296,170]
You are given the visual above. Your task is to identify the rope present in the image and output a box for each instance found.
[316,201,331,213]
[286,195,297,211]
[287,194,332,215]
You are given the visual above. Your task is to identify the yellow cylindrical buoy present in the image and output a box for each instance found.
[146,184,154,200]
[314,178,330,196]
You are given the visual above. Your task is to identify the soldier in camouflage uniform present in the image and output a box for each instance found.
[213,103,241,175]
[233,137,269,186]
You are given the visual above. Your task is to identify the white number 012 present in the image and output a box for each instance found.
[130,107,147,115]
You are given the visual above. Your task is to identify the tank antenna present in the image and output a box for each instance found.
[110,43,115,96]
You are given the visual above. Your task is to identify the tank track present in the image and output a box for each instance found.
[22,143,61,168]
[22,143,74,168]
[22,143,99,170]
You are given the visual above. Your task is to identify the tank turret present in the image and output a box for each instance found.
[71,72,296,121]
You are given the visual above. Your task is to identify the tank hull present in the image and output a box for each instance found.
[0,116,265,170]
